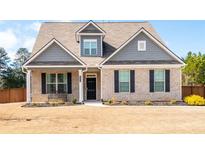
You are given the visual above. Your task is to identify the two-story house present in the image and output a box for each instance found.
[23,21,185,103]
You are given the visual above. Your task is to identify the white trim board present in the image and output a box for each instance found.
[23,39,86,68]
[76,20,106,35]
[101,64,183,69]
[83,39,97,56]
[78,33,105,36]
[85,72,97,100]
[24,65,85,69]
[100,28,185,66]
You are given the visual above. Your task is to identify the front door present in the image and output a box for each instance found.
[86,78,96,100]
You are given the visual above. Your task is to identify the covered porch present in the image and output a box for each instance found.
[25,67,101,104]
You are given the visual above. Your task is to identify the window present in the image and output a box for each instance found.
[46,73,67,93]
[57,74,67,93]
[119,70,130,92]
[83,39,97,55]
[154,70,165,92]
[138,40,146,51]
[46,74,56,93]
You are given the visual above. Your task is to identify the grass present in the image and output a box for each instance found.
[0,102,205,133]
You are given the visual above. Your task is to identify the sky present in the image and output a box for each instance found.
[0,20,205,60]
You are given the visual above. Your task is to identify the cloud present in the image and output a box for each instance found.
[23,37,35,52]
[0,29,18,49]
[8,50,16,60]
[29,22,41,32]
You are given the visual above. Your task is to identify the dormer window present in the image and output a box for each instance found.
[138,40,146,51]
[83,39,97,55]
[76,21,105,57]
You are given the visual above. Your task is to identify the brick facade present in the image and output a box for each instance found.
[101,68,182,101]
[31,69,79,103]
[31,67,181,102]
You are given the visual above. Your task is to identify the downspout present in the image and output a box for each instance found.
[22,66,31,103]
[82,66,88,73]
[22,66,27,74]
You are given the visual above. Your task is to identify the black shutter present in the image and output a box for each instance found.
[67,73,72,94]
[130,70,135,93]
[41,73,46,94]
[165,70,170,92]
[149,70,154,92]
[114,70,119,93]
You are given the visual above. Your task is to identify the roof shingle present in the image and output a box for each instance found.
[32,21,163,66]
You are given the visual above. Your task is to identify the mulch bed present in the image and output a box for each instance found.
[103,101,187,106]
[21,102,82,108]
[22,101,188,107]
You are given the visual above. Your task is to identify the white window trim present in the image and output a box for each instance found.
[46,73,67,94]
[85,73,97,100]
[83,39,97,56]
[119,70,130,93]
[86,73,97,78]
[138,40,146,51]
[154,70,165,92]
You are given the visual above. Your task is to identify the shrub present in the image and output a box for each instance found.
[111,96,116,103]
[32,103,38,106]
[184,95,205,106]
[144,100,153,105]
[49,98,65,105]
[108,96,117,104]
[169,99,178,105]
[72,97,77,104]
[108,99,112,104]
[121,100,128,105]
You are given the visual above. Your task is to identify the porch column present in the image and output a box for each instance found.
[78,69,83,103]
[26,70,31,103]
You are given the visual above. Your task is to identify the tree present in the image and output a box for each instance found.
[183,52,205,85]
[14,48,30,68]
[0,47,10,76]
[12,48,31,88]
[0,48,10,88]
[1,48,30,88]
[1,67,25,88]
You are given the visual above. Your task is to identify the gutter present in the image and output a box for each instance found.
[21,66,27,74]
[82,66,88,73]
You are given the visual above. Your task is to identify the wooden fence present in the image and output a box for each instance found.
[0,88,26,103]
[182,86,205,98]
[0,86,203,103]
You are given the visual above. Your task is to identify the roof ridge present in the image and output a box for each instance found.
[43,21,149,24]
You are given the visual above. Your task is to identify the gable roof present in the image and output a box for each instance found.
[100,28,185,65]
[76,20,106,34]
[23,38,86,68]
[31,21,181,66]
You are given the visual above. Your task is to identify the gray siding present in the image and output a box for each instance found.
[80,24,102,33]
[33,42,77,62]
[80,35,102,57]
[109,32,175,61]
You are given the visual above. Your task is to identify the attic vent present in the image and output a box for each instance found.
[138,40,146,51]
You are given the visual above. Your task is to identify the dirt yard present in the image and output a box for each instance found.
[0,102,205,133]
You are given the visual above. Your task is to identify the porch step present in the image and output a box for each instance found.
[84,100,105,107]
